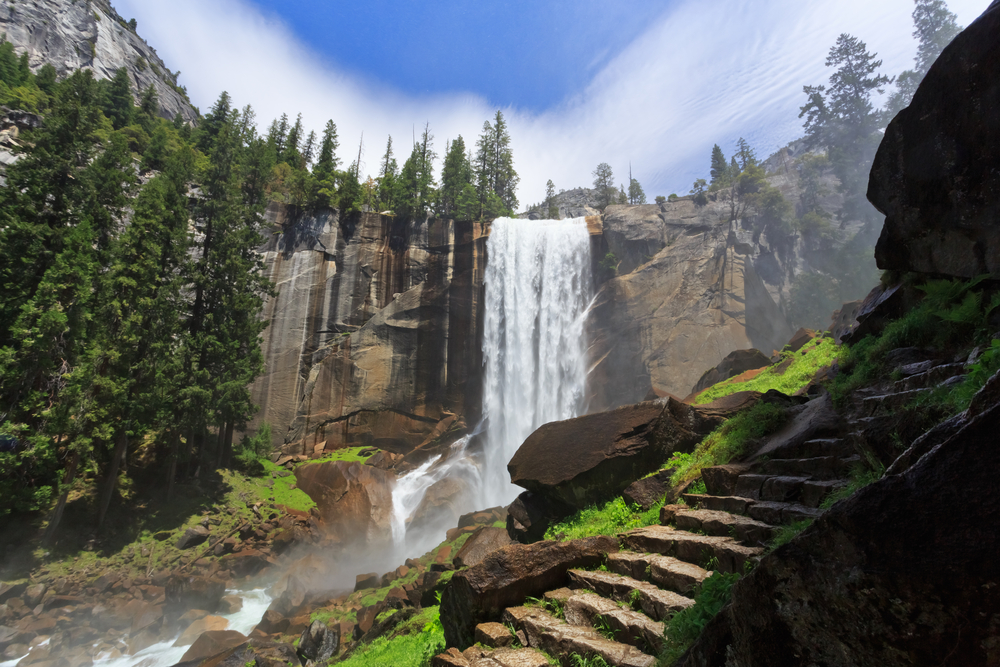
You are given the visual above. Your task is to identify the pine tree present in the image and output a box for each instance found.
[284,113,303,166]
[885,0,962,118]
[709,144,728,186]
[628,177,647,205]
[313,120,339,182]
[396,124,437,222]
[474,111,519,215]
[102,68,135,131]
[376,135,398,212]
[800,33,891,224]
[198,91,233,153]
[592,162,615,210]
[439,136,474,219]
[545,179,558,218]
[302,130,317,167]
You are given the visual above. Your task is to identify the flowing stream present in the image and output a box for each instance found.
[391,216,593,544]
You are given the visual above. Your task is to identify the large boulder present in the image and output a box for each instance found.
[680,383,1000,666]
[440,536,618,649]
[869,2,1000,278]
[294,460,395,546]
[452,527,513,569]
[508,399,731,510]
[406,475,473,536]
[178,631,248,665]
[297,620,338,663]
[165,576,226,615]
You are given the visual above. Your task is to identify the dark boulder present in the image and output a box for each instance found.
[508,399,729,511]
[505,491,574,544]
[178,631,248,665]
[869,2,1000,278]
[176,525,210,550]
[621,468,676,510]
[690,349,772,396]
[297,621,338,662]
[166,576,226,615]
[440,535,618,649]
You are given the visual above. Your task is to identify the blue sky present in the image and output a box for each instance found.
[244,0,667,112]
[117,0,990,207]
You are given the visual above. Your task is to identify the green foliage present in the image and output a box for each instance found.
[832,277,1000,406]
[655,195,666,204]
[592,163,615,211]
[768,519,814,550]
[690,179,708,207]
[336,606,445,667]
[234,423,271,475]
[658,572,741,665]
[695,337,839,405]
[668,403,790,486]
[598,252,618,280]
[438,135,474,219]
[474,110,519,215]
[544,496,661,541]
[819,458,885,510]
[570,654,611,667]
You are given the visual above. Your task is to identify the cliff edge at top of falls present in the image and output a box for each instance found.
[1,0,199,122]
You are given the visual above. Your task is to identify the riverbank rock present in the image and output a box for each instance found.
[452,528,513,569]
[508,399,729,511]
[179,630,248,664]
[297,620,338,662]
[440,535,618,649]
[870,2,1000,278]
[165,576,226,615]
[294,460,395,546]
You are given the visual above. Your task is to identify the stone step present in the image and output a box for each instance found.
[606,552,711,595]
[567,569,694,621]
[768,438,855,460]
[735,474,814,502]
[452,646,554,667]
[681,494,754,516]
[668,508,776,546]
[861,388,930,416]
[503,606,656,667]
[746,501,823,525]
[893,362,965,392]
[800,479,848,508]
[619,526,762,573]
[564,592,666,654]
[755,455,858,481]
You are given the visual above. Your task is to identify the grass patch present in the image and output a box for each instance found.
[768,519,814,551]
[544,496,662,541]
[819,458,885,510]
[832,276,1000,407]
[335,606,444,667]
[694,337,839,404]
[667,403,790,487]
[657,572,741,665]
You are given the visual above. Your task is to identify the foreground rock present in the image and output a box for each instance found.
[294,460,395,546]
[440,536,618,649]
[869,2,1000,278]
[680,383,1000,666]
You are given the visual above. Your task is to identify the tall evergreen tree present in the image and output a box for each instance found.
[395,124,437,222]
[885,0,962,118]
[800,33,891,225]
[313,120,339,182]
[545,179,558,218]
[302,130,317,167]
[709,144,728,186]
[592,162,615,211]
[439,136,474,219]
[474,111,519,215]
[102,68,135,131]
[284,113,304,166]
[376,135,398,212]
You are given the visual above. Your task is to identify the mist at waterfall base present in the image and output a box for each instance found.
[390,216,593,556]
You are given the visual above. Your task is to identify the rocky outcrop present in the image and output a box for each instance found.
[869,1,1000,278]
[294,461,395,547]
[440,536,618,649]
[587,201,795,407]
[1,0,198,122]
[520,187,601,220]
[681,384,1000,666]
[690,349,773,397]
[251,206,488,454]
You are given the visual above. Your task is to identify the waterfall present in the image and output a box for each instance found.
[480,217,593,506]
[390,216,592,545]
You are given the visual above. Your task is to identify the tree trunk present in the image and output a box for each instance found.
[214,425,226,469]
[222,420,234,468]
[97,430,129,529]
[44,448,79,543]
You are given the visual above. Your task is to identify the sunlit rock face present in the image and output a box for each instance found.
[252,205,488,456]
[870,1,1000,279]
[0,0,198,122]
[294,460,396,548]
[588,200,794,407]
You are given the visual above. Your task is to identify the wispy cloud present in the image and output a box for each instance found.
[116,0,989,206]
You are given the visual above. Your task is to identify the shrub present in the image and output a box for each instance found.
[545,496,661,541]
[234,423,271,475]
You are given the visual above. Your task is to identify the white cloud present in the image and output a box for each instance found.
[115,0,990,206]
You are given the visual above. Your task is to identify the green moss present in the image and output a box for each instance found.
[768,519,814,550]
[545,496,661,541]
[695,337,840,405]
[335,606,445,667]
[667,402,789,487]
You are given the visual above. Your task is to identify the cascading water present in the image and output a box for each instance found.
[389,217,593,546]
[480,217,593,506]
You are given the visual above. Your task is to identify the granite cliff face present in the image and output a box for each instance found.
[1,0,198,122]
[252,205,487,456]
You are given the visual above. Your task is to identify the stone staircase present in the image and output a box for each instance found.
[436,434,858,667]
